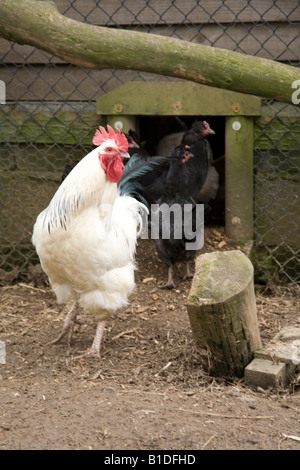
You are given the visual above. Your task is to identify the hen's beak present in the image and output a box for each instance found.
[206,128,215,135]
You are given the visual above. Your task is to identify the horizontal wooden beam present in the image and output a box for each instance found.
[96,82,262,117]
[0,99,299,151]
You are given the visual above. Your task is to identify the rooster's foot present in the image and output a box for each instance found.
[48,301,79,346]
[48,324,74,346]
[74,348,101,360]
[73,320,107,360]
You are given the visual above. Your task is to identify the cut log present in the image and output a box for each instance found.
[187,250,262,378]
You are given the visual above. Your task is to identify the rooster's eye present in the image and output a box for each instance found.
[107,147,112,152]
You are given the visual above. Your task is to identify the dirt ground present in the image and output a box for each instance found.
[1,227,300,451]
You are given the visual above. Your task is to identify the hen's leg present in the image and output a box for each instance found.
[183,261,193,280]
[75,320,107,359]
[159,265,175,289]
[49,301,79,346]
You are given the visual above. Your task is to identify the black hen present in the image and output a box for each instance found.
[182,121,219,204]
[157,120,218,204]
[152,144,205,288]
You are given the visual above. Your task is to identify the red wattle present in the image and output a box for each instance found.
[106,158,125,183]
[99,155,125,183]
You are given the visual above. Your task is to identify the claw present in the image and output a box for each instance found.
[74,348,101,360]
[48,301,79,346]
[73,320,107,360]
[158,281,176,289]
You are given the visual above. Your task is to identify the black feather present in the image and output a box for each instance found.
[118,154,169,206]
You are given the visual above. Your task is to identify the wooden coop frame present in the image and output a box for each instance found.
[96,82,262,244]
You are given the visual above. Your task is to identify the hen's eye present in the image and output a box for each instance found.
[107,147,113,152]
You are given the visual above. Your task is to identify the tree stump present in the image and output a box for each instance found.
[187,250,262,378]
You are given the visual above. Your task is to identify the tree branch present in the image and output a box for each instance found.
[0,0,298,103]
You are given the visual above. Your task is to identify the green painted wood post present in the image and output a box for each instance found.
[225,116,254,243]
[106,115,137,134]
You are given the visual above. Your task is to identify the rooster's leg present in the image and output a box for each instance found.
[49,301,79,346]
[159,265,175,289]
[75,320,107,359]
[183,261,193,280]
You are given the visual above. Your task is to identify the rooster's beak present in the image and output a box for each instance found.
[121,152,130,159]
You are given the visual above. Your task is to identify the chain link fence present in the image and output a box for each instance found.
[0,0,299,286]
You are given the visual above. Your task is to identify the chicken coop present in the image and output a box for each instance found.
[0,0,299,286]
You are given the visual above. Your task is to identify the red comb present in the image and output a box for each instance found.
[203,121,210,128]
[93,125,128,153]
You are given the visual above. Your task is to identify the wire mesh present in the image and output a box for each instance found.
[0,0,299,285]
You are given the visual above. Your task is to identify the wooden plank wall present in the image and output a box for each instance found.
[0,0,299,101]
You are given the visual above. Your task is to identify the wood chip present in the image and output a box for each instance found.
[282,434,300,442]
[212,229,222,238]
[112,329,138,341]
[155,361,172,377]
[202,434,216,450]
[18,283,47,293]
[137,306,148,313]
[142,277,156,284]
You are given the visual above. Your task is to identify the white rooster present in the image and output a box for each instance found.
[32,126,148,358]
